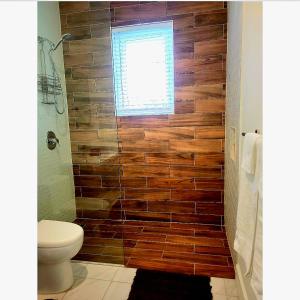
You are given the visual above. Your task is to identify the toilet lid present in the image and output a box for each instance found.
[38,220,83,248]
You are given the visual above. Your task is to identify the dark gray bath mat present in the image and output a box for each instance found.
[127,269,212,300]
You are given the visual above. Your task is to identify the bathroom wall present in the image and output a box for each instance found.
[225,2,262,300]
[112,1,227,225]
[60,1,227,225]
[38,2,76,222]
[59,2,231,269]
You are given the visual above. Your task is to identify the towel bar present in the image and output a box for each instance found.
[242,130,259,136]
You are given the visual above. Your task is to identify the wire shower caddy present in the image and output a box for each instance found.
[38,36,65,114]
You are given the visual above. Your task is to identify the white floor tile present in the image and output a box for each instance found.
[63,277,111,300]
[213,294,227,300]
[210,277,226,295]
[224,279,239,296]
[103,282,132,300]
[74,262,119,281]
[112,267,137,283]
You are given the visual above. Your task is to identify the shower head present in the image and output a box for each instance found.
[51,33,72,51]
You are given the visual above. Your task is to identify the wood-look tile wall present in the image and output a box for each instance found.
[60,1,227,226]
[113,1,227,226]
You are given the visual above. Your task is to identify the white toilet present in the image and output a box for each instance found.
[38,220,84,294]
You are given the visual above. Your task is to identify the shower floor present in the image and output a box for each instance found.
[73,218,235,279]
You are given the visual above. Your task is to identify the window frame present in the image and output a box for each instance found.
[111,21,175,117]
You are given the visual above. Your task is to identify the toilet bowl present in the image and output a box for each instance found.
[38,220,84,294]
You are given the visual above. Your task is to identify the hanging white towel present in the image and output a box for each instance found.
[241,133,258,174]
[250,136,263,299]
[234,133,260,275]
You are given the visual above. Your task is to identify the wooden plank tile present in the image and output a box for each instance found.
[124,247,163,259]
[174,25,223,44]
[196,203,224,215]
[123,232,166,242]
[195,9,227,26]
[171,190,221,202]
[95,78,114,92]
[118,153,145,164]
[168,113,222,126]
[164,243,194,253]
[142,226,194,237]
[173,13,194,33]
[89,1,110,10]
[170,166,222,178]
[169,139,222,153]
[171,213,222,225]
[66,79,96,92]
[121,200,147,211]
[72,65,112,79]
[127,258,194,275]
[73,165,80,175]
[195,178,224,190]
[73,92,114,104]
[118,128,145,141]
[147,178,195,189]
[171,223,222,231]
[66,10,111,27]
[195,70,226,85]
[195,99,225,112]
[195,39,227,56]
[121,177,147,188]
[124,220,170,228]
[91,23,111,38]
[195,126,225,138]
[167,1,224,16]
[61,26,91,41]
[195,83,226,100]
[145,127,194,140]
[134,241,165,250]
[60,1,90,14]
[74,175,101,187]
[68,38,111,54]
[174,41,194,59]
[70,130,98,141]
[148,201,195,213]
[175,55,223,73]
[125,189,170,201]
[123,165,170,177]
[121,140,169,152]
[125,211,171,222]
[175,99,195,114]
[145,153,194,165]
[80,164,119,176]
[195,245,231,256]
[114,2,166,22]
[194,153,224,166]
[81,187,122,199]
[72,153,100,164]
[118,115,169,128]
[163,251,228,265]
[166,235,224,247]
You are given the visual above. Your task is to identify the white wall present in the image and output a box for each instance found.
[225,2,262,300]
[38,2,76,222]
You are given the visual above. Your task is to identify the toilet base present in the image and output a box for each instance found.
[38,260,74,294]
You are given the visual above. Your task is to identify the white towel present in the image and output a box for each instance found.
[234,133,260,275]
[241,133,258,174]
[250,136,263,298]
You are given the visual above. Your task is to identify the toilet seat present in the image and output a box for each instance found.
[38,220,83,248]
